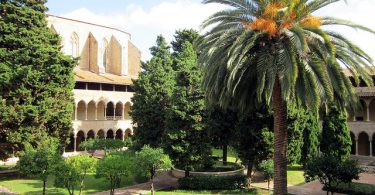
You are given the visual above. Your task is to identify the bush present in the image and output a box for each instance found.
[257,160,274,189]
[304,155,364,195]
[324,182,375,195]
[178,175,247,190]
[79,139,128,154]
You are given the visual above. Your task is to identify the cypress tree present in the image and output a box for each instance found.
[130,35,175,150]
[164,41,210,177]
[301,110,321,166]
[0,0,75,159]
[287,104,305,164]
[320,105,352,160]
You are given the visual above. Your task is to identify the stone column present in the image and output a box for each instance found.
[74,104,77,120]
[85,103,88,120]
[370,138,373,156]
[353,116,356,122]
[122,104,125,120]
[122,131,125,141]
[104,105,107,120]
[95,104,98,120]
[355,138,359,156]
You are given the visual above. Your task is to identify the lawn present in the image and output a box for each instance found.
[212,148,305,186]
[149,188,271,195]
[0,173,136,194]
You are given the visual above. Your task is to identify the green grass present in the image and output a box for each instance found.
[149,188,271,195]
[0,165,15,171]
[212,149,305,186]
[0,173,136,194]
[212,148,239,163]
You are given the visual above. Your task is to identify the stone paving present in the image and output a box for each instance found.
[93,171,178,195]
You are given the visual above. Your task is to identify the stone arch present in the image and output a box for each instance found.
[87,100,96,120]
[76,130,85,151]
[97,129,105,139]
[65,133,75,152]
[77,100,86,120]
[106,102,115,120]
[369,99,375,122]
[70,32,79,57]
[125,128,132,139]
[115,129,123,140]
[354,99,366,121]
[107,129,114,139]
[350,131,356,155]
[124,102,131,120]
[97,101,106,120]
[358,131,370,156]
[115,102,123,120]
[87,130,95,140]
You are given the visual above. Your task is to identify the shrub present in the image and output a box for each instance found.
[257,160,274,190]
[304,155,364,195]
[135,145,172,180]
[54,154,97,195]
[325,182,375,195]
[178,175,247,190]
[79,139,128,154]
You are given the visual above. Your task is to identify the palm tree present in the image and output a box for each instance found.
[198,0,374,194]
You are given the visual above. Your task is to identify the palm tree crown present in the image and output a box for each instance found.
[198,0,375,194]
[199,0,374,111]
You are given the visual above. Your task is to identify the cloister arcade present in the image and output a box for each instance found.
[74,100,132,121]
[66,128,133,152]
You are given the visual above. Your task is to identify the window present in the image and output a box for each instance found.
[70,32,79,57]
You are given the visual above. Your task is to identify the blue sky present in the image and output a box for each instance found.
[46,0,375,61]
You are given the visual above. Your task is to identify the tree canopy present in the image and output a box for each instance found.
[0,0,75,159]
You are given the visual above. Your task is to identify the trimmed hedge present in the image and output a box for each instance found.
[323,182,375,195]
[178,175,247,190]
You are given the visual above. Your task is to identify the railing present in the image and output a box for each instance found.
[105,116,123,120]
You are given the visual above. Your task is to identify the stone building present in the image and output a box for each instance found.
[47,15,141,152]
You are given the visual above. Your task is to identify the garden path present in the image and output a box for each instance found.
[0,186,15,195]
[93,171,178,195]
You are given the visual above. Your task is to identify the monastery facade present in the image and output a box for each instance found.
[47,15,141,152]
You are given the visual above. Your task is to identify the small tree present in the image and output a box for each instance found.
[257,160,274,190]
[17,137,61,195]
[301,110,321,167]
[135,145,172,180]
[54,154,97,195]
[320,105,352,160]
[96,153,135,195]
[304,155,364,195]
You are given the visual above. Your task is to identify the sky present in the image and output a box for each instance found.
[45,0,375,61]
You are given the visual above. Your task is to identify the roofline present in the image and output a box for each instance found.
[47,14,132,39]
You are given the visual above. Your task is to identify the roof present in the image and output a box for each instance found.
[47,14,131,39]
[343,67,375,77]
[74,69,136,85]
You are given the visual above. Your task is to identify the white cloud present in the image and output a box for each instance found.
[60,0,375,62]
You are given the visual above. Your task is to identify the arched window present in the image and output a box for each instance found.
[103,39,108,70]
[70,32,79,57]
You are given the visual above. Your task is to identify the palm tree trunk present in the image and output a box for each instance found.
[272,75,288,195]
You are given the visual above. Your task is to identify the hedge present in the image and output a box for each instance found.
[324,182,375,195]
[178,175,247,190]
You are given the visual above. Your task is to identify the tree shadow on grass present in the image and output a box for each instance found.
[25,189,64,195]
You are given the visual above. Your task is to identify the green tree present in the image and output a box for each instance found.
[198,0,373,193]
[0,0,76,159]
[301,110,321,167]
[320,105,352,160]
[164,41,211,177]
[79,139,128,155]
[135,145,172,180]
[171,29,199,56]
[258,160,274,190]
[206,106,237,165]
[96,153,135,195]
[17,137,61,195]
[287,104,305,165]
[232,109,273,185]
[131,35,175,150]
[54,154,97,195]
